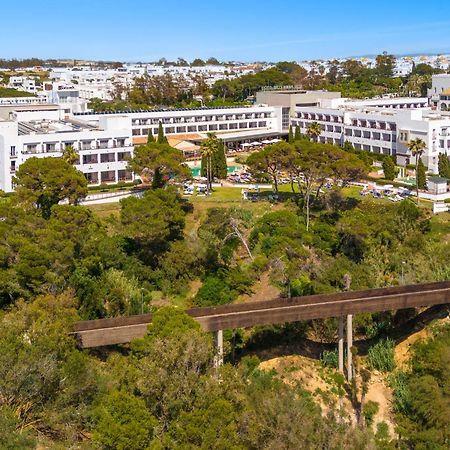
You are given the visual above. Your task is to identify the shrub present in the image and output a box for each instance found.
[388,371,411,414]
[92,390,157,449]
[367,338,396,372]
[363,400,379,426]
[320,349,338,369]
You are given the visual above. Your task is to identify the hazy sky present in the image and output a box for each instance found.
[2,0,450,61]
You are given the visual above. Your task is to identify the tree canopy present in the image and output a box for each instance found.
[127,142,191,187]
[13,157,87,218]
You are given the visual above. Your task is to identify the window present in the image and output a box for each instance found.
[116,139,126,147]
[98,140,109,149]
[45,143,56,152]
[83,154,98,164]
[85,172,99,184]
[10,146,16,157]
[118,169,133,181]
[117,151,131,161]
[101,153,115,163]
[26,144,37,153]
[10,160,16,173]
[101,170,116,183]
[81,141,93,150]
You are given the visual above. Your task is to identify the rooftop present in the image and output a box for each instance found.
[428,176,448,183]
[73,104,269,117]
[18,118,97,135]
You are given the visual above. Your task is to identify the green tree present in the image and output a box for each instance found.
[0,405,36,450]
[206,57,220,65]
[407,138,427,204]
[0,292,100,440]
[127,142,190,187]
[61,144,79,165]
[147,130,155,143]
[120,189,186,264]
[191,58,206,66]
[200,132,219,193]
[202,134,227,180]
[375,51,396,78]
[417,158,427,190]
[382,156,398,180]
[438,153,450,178]
[101,269,144,317]
[13,157,88,219]
[306,121,322,142]
[157,122,168,144]
[288,124,294,143]
[133,308,213,428]
[213,138,227,179]
[294,125,302,141]
[246,142,291,192]
[92,390,157,450]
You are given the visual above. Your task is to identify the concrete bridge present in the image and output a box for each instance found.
[73,281,450,376]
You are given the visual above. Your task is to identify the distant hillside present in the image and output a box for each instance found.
[0,87,35,97]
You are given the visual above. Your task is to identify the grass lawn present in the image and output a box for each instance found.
[87,202,121,219]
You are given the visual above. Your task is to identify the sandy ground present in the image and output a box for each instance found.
[237,272,281,303]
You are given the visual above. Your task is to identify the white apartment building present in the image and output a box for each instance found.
[75,105,284,145]
[0,103,284,192]
[291,97,450,172]
[2,88,450,194]
[8,76,37,94]
[0,105,133,192]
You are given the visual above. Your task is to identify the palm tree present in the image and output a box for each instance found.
[407,138,427,205]
[306,122,322,142]
[200,133,218,195]
[62,145,79,165]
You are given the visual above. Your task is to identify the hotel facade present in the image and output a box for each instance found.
[1,86,450,192]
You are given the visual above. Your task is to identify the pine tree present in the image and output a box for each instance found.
[288,125,294,144]
[294,126,301,141]
[200,154,207,178]
[151,167,165,189]
[343,141,355,152]
[382,156,398,181]
[212,139,227,179]
[157,122,168,144]
[417,159,427,189]
[438,153,450,178]
[147,131,155,144]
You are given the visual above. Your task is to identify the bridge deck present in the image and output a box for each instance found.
[73,281,450,348]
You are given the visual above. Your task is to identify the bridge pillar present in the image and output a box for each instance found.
[347,314,353,380]
[338,316,344,373]
[214,329,224,367]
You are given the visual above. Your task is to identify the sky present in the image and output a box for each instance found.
[2,0,450,62]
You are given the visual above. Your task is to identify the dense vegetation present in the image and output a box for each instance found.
[0,135,449,447]
[88,52,448,111]
[0,86,35,97]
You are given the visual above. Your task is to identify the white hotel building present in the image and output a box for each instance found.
[75,105,284,145]
[2,87,450,193]
[289,96,450,172]
[0,105,134,192]
[0,103,284,192]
